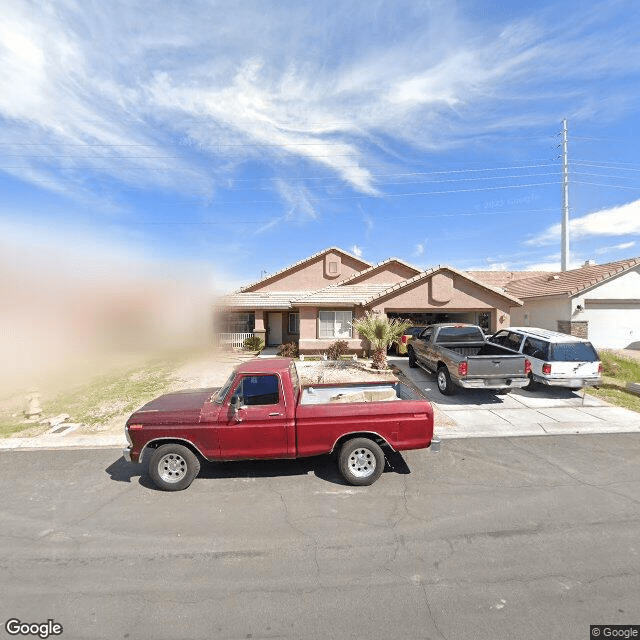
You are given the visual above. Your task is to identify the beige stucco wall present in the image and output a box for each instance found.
[344,262,419,285]
[370,272,513,331]
[247,251,367,292]
[298,305,368,353]
[509,296,571,330]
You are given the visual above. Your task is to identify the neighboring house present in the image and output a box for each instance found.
[472,257,640,349]
[216,247,522,353]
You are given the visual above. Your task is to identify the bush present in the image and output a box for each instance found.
[327,340,349,360]
[278,341,299,358]
[243,335,264,352]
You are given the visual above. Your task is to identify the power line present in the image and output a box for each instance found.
[573,180,640,190]
[572,161,640,172]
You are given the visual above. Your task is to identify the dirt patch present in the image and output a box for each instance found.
[295,360,397,386]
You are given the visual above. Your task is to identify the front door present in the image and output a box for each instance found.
[268,312,282,346]
[220,373,290,459]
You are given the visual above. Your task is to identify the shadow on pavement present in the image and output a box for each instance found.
[106,451,411,489]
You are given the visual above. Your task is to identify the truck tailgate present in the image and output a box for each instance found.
[466,354,526,379]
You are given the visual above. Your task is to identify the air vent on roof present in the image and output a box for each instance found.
[583,259,596,267]
[548,275,560,281]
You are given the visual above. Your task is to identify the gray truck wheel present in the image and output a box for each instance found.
[338,438,385,486]
[149,443,201,491]
[408,347,417,368]
[437,366,455,395]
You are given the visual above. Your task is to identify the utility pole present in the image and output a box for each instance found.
[561,118,569,271]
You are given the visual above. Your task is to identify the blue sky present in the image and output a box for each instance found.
[2,0,640,291]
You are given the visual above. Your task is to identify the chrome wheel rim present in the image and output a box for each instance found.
[438,371,447,390]
[347,447,376,478]
[158,453,188,483]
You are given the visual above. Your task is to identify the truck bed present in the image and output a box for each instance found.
[441,342,521,357]
[299,381,420,405]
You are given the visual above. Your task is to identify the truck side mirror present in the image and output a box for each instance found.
[230,395,246,420]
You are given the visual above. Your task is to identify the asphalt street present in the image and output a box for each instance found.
[1,436,639,640]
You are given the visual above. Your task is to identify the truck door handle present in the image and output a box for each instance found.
[269,412,282,416]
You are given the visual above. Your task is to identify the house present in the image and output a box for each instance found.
[471,257,640,349]
[216,247,523,353]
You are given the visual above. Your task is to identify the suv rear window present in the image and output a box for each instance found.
[550,342,599,362]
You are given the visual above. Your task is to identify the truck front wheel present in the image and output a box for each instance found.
[338,438,385,486]
[408,347,417,368]
[437,366,455,395]
[149,443,201,491]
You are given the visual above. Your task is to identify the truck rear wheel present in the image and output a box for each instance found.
[408,347,417,368]
[149,443,201,491]
[338,438,385,486]
[437,366,455,395]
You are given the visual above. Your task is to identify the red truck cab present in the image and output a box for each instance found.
[124,358,434,491]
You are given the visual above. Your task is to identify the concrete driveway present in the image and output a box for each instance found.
[390,355,640,439]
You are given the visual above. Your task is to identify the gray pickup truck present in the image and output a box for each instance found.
[407,323,531,395]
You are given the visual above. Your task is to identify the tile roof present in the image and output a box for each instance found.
[296,283,393,306]
[467,271,550,288]
[504,257,640,298]
[217,291,299,310]
[219,264,525,309]
[236,246,372,293]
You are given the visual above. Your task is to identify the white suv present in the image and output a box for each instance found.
[488,327,602,390]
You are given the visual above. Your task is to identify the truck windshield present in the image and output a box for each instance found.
[212,370,237,404]
[436,327,484,343]
[550,342,599,362]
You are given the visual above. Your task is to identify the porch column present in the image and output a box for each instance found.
[253,310,266,343]
[298,306,317,354]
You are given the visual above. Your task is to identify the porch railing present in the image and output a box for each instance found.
[213,332,254,349]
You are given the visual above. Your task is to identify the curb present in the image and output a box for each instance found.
[0,434,126,451]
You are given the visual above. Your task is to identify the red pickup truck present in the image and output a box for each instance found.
[123,358,435,491]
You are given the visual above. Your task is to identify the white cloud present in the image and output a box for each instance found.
[412,243,425,257]
[595,241,636,255]
[526,199,640,246]
[254,180,318,234]
[1,1,640,204]
[351,244,363,258]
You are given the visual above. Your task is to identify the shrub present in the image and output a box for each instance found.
[327,340,349,360]
[243,335,264,352]
[353,312,412,369]
[278,341,299,358]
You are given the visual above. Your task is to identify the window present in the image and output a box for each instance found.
[550,342,598,362]
[504,332,524,352]
[436,327,484,343]
[288,312,300,334]
[328,261,338,274]
[221,312,255,333]
[522,337,549,360]
[319,310,352,339]
[236,375,280,406]
[490,330,509,346]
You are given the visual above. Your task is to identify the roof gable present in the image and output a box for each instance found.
[505,257,640,299]
[239,247,372,293]
[367,265,523,307]
[337,258,422,286]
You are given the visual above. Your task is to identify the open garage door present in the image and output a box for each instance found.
[387,311,491,333]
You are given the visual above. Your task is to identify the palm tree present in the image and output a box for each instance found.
[353,312,412,369]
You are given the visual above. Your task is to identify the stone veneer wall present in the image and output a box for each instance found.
[557,320,589,339]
